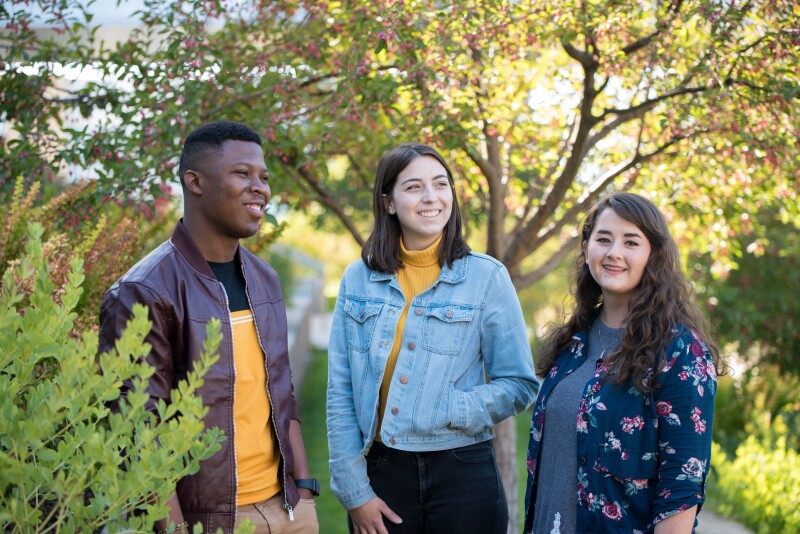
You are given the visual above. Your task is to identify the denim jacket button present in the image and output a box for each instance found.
[445,310,453,318]
[415,308,423,315]
[389,438,396,445]
[391,407,399,415]
[399,376,409,384]
[407,342,415,350]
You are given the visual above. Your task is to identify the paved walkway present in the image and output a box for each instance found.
[697,510,753,534]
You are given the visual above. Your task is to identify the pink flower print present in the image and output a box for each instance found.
[605,432,629,460]
[549,365,558,378]
[690,407,707,434]
[602,502,623,520]
[679,370,689,381]
[690,361,707,381]
[655,401,672,417]
[621,416,645,434]
[690,339,704,357]
[693,418,707,433]
[577,413,588,433]
[678,457,705,482]
[657,401,681,426]
[684,458,704,477]
[658,487,671,500]
[527,457,536,474]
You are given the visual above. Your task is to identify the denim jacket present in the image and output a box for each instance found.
[524,326,717,533]
[327,252,539,510]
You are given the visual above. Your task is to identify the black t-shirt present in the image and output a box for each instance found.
[208,253,249,313]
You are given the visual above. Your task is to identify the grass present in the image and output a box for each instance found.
[298,348,349,534]
[298,348,535,532]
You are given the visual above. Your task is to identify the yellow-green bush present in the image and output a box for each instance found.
[709,439,800,533]
[0,223,225,532]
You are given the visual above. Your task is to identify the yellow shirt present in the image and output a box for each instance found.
[231,309,281,505]
[376,235,443,439]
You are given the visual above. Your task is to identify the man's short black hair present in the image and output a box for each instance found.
[178,121,262,186]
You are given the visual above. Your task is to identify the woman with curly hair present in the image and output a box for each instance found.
[523,192,724,534]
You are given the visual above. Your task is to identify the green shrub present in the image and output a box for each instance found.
[709,439,800,533]
[714,367,800,455]
[0,223,225,532]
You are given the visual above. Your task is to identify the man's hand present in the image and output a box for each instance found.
[349,497,402,534]
[297,487,315,500]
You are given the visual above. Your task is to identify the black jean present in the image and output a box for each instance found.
[348,440,508,534]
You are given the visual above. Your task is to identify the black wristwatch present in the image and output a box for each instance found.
[295,478,320,497]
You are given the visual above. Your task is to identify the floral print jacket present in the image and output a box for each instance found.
[523,326,717,533]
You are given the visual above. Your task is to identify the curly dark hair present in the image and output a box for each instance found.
[362,142,470,273]
[535,192,723,392]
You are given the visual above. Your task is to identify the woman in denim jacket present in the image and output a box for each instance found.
[327,143,538,534]
[523,193,724,534]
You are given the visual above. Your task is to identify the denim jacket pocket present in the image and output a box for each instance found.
[343,298,383,352]
[421,305,474,356]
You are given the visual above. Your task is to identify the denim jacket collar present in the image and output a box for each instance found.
[368,256,468,284]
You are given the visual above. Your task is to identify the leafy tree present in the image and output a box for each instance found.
[694,208,800,370]
[2,0,797,286]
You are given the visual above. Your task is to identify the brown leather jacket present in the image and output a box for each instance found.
[99,221,302,533]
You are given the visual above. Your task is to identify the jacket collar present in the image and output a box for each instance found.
[368,253,469,284]
[170,219,243,279]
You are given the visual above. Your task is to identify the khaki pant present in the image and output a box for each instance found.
[236,492,318,534]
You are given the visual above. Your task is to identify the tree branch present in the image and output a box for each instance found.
[510,112,577,240]
[282,157,365,246]
[200,64,397,120]
[621,0,683,55]
[503,40,599,272]
[513,234,581,290]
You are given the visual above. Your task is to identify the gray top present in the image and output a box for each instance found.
[533,317,622,534]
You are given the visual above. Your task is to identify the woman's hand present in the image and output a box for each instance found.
[349,496,402,534]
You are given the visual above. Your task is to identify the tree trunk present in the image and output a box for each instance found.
[494,417,519,533]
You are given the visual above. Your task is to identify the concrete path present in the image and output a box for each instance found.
[697,510,754,534]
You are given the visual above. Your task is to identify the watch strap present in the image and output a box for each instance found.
[294,478,320,497]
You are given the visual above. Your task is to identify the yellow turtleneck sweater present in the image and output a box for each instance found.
[376,234,443,440]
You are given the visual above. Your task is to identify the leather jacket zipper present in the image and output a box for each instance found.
[242,260,293,521]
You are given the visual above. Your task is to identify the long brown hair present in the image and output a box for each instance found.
[535,192,723,392]
[362,143,470,273]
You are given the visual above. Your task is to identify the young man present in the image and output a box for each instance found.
[99,121,319,533]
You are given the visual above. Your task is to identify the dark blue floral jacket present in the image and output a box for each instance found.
[524,326,717,533]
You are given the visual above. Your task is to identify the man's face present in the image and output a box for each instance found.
[194,140,271,242]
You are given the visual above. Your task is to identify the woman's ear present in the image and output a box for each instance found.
[382,194,395,215]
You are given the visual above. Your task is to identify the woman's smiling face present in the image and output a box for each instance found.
[584,207,652,306]
[386,155,453,251]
